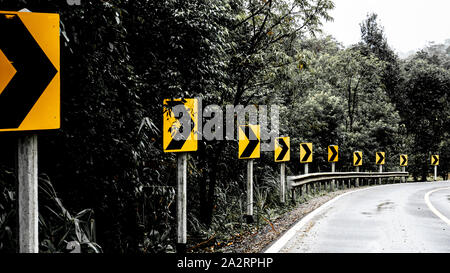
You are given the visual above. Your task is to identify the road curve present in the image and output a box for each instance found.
[265,181,450,253]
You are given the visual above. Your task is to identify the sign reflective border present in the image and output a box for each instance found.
[163,98,198,153]
[239,125,260,159]
[0,11,60,132]
[274,137,290,162]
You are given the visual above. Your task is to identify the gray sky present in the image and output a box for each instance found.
[321,0,450,54]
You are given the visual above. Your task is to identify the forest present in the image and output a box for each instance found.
[0,0,449,253]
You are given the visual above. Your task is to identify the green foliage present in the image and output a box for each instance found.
[0,1,448,254]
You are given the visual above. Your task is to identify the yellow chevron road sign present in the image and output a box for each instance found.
[275,137,290,162]
[300,143,313,163]
[239,125,260,159]
[328,145,338,162]
[376,152,385,165]
[400,154,408,166]
[163,98,198,152]
[353,151,363,166]
[431,155,439,166]
[0,11,60,132]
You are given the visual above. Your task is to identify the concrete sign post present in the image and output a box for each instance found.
[246,159,254,223]
[17,134,38,253]
[176,152,187,253]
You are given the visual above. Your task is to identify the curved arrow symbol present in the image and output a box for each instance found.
[301,143,312,162]
[354,152,362,165]
[376,152,385,164]
[329,146,338,162]
[0,14,57,129]
[240,126,259,158]
[276,138,289,161]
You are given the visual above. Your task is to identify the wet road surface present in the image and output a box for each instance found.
[267,181,450,253]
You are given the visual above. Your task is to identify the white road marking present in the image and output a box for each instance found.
[424,187,450,226]
[264,186,380,253]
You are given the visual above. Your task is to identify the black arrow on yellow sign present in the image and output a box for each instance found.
[301,143,312,162]
[354,152,362,166]
[328,146,338,162]
[0,14,57,129]
[400,155,407,166]
[276,138,289,161]
[240,126,259,158]
[376,152,385,164]
[431,155,439,165]
[165,103,195,151]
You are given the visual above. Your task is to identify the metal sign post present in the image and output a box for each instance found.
[379,165,383,184]
[176,152,187,253]
[17,134,39,253]
[304,163,309,194]
[245,159,254,223]
[355,166,360,187]
[434,165,438,181]
[331,162,335,191]
[402,166,406,183]
[280,163,286,203]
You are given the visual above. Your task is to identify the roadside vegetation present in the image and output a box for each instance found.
[0,0,448,253]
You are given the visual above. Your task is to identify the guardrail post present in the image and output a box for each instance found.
[280,163,286,203]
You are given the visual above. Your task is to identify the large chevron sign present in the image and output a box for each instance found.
[239,125,260,159]
[0,11,60,132]
[163,98,198,152]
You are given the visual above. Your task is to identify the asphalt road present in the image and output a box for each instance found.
[266,181,450,253]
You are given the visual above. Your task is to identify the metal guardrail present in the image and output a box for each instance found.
[288,172,409,189]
